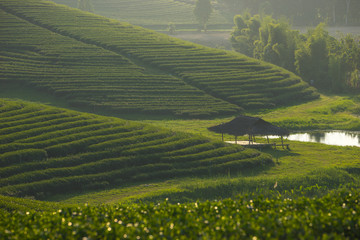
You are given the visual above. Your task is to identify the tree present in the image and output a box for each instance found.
[78,0,93,13]
[168,22,176,35]
[231,14,259,57]
[332,34,360,90]
[345,0,351,25]
[295,24,330,89]
[194,0,213,32]
[232,14,299,71]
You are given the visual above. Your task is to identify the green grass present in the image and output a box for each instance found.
[46,139,360,204]
[258,94,360,130]
[141,94,360,138]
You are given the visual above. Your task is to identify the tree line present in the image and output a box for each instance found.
[218,0,360,26]
[231,14,360,92]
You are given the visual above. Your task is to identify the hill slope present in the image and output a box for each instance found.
[0,99,272,199]
[0,6,239,117]
[50,0,229,26]
[0,0,318,115]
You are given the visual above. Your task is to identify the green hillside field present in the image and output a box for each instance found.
[0,99,272,199]
[0,0,318,118]
[1,1,360,238]
[0,98,360,238]
[0,99,359,238]
[0,5,239,118]
[51,0,230,27]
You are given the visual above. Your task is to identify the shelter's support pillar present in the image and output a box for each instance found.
[281,136,284,149]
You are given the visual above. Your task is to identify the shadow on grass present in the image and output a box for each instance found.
[262,148,300,157]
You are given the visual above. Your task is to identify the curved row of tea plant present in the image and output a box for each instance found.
[0,99,272,198]
[51,0,228,26]
[0,8,240,117]
[1,190,359,239]
[0,195,64,214]
[0,0,319,111]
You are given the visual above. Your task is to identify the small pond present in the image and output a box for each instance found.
[270,131,360,147]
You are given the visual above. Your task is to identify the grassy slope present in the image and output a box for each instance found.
[142,95,360,137]
[0,0,358,215]
[31,94,360,204]
[60,94,359,204]
[0,7,239,117]
[0,0,318,113]
[0,98,272,199]
[54,138,360,204]
[259,95,360,130]
[50,0,229,26]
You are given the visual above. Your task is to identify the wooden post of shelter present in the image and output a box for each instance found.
[207,115,289,148]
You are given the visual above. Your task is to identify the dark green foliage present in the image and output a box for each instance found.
[0,195,62,213]
[232,13,360,92]
[330,34,360,91]
[295,24,330,89]
[1,190,360,239]
[232,15,300,73]
[0,99,272,198]
[219,0,360,26]
[0,149,47,167]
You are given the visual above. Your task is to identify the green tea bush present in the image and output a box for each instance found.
[0,99,272,197]
[0,149,47,166]
[1,190,359,239]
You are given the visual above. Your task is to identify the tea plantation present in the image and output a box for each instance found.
[0,99,272,198]
[0,6,239,117]
[1,1,357,238]
[1,190,359,239]
[0,0,318,116]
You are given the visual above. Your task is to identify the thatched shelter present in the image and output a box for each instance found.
[208,115,289,146]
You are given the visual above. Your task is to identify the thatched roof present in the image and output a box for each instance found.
[208,115,289,136]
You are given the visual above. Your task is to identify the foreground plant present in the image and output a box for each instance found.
[1,190,359,239]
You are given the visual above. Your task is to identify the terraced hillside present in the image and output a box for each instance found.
[0,0,318,114]
[0,99,272,199]
[50,0,228,26]
[0,6,239,117]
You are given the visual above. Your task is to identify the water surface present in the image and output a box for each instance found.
[279,131,360,147]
